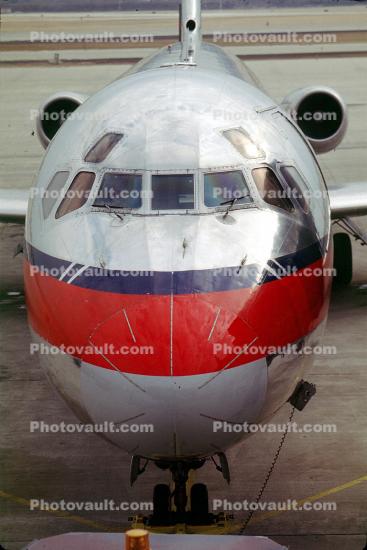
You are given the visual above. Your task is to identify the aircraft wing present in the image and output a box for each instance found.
[0,189,29,224]
[329,182,367,219]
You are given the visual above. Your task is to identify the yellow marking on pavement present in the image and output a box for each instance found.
[1,474,366,536]
[249,473,367,525]
[175,473,367,535]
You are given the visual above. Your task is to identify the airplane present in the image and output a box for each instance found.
[1,0,367,546]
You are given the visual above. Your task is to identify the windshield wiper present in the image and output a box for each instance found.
[103,203,125,222]
[220,195,249,218]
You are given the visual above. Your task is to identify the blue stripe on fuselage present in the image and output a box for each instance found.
[25,236,327,295]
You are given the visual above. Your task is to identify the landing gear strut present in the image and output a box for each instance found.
[170,461,193,520]
[151,459,212,525]
[130,455,230,527]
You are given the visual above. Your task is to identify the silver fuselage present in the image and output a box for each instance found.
[24,41,332,460]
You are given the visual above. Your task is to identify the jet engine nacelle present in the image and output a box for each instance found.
[36,91,88,149]
[281,86,348,155]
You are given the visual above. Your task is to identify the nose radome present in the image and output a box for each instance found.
[172,294,259,376]
[88,294,259,378]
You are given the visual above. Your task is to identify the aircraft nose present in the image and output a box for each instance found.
[171,294,259,376]
[82,292,270,458]
[88,293,260,377]
[87,238,330,379]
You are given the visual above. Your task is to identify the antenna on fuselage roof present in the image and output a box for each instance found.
[179,0,202,64]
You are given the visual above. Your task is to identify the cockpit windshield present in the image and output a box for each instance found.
[204,170,253,207]
[43,171,70,219]
[222,128,265,160]
[53,168,259,219]
[93,172,142,209]
[252,167,294,213]
[151,174,195,210]
[56,171,95,219]
[85,133,123,163]
[279,165,309,213]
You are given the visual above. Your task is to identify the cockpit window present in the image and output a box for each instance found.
[93,173,142,209]
[223,128,265,159]
[43,171,69,219]
[84,133,123,163]
[252,167,294,212]
[279,165,309,213]
[152,174,194,210]
[204,171,253,207]
[55,171,95,219]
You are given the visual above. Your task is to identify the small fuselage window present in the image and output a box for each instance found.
[151,174,194,211]
[56,171,95,219]
[85,133,123,163]
[204,170,253,208]
[222,128,265,160]
[93,173,142,210]
[42,171,70,219]
[252,167,294,213]
[279,165,309,213]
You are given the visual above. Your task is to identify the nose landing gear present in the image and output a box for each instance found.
[150,459,216,526]
[130,455,230,528]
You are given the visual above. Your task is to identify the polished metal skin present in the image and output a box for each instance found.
[180,0,202,63]
[5,0,359,461]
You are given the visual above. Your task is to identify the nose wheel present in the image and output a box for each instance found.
[188,483,210,525]
[130,454,230,527]
[152,484,171,524]
[149,460,216,526]
[333,232,353,286]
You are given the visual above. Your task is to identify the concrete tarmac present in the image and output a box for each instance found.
[0,8,366,550]
[2,7,367,41]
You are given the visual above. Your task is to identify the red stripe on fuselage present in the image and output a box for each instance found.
[24,249,332,376]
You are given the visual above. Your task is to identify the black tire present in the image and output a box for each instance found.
[153,483,170,516]
[333,232,352,286]
[190,483,209,516]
